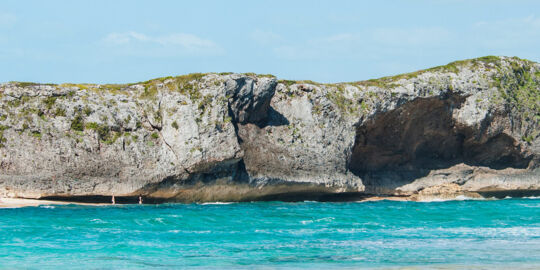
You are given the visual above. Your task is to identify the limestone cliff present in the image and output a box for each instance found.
[0,56,539,202]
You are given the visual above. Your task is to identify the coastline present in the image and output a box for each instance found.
[0,197,106,208]
[0,196,408,208]
[1,57,539,206]
[5,194,539,208]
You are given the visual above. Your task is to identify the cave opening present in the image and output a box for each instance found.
[348,94,531,191]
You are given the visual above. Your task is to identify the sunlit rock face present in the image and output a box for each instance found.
[0,56,539,202]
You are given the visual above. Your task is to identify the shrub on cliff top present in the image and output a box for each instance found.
[43,97,57,110]
[70,115,85,131]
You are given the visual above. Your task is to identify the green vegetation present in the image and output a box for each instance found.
[491,59,540,142]
[43,96,57,110]
[151,132,159,139]
[354,56,504,89]
[70,115,85,131]
[101,84,128,94]
[54,107,66,117]
[85,122,99,130]
[7,99,21,108]
[175,73,205,89]
[83,106,92,116]
[171,121,179,129]
[59,83,90,90]
[522,135,534,144]
[243,73,275,78]
[85,122,122,144]
[198,95,213,112]
[31,131,42,139]
[274,57,504,89]
[140,84,158,99]
[493,61,540,113]
[133,73,208,100]
[325,85,357,115]
[10,82,55,87]
[0,125,8,147]
[278,79,321,87]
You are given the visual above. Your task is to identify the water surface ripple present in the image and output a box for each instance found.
[1,199,539,269]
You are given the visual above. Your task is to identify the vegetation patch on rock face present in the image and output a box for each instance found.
[70,115,85,131]
[54,107,66,117]
[85,122,122,144]
[0,125,8,147]
[325,85,357,115]
[42,97,57,110]
[31,131,42,139]
[494,61,540,113]
[492,59,540,142]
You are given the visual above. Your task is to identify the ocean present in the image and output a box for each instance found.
[1,198,539,269]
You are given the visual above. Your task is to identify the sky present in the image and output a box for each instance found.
[0,0,539,84]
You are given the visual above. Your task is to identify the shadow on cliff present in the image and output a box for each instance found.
[257,106,289,128]
[347,94,533,194]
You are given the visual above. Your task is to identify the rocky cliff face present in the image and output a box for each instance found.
[0,56,539,202]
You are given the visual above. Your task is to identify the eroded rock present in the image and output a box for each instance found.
[0,56,539,202]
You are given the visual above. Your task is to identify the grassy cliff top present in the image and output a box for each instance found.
[3,56,538,90]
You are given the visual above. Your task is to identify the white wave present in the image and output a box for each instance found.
[417,196,486,202]
[196,230,211,234]
[40,205,55,209]
[90,218,106,224]
[199,202,235,205]
[301,217,335,225]
[524,196,540,199]
[516,202,540,208]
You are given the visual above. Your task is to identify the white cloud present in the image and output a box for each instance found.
[101,31,224,56]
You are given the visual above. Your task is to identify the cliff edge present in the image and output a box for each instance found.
[1,56,539,202]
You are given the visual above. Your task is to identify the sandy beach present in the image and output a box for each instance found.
[0,196,414,208]
[0,197,105,208]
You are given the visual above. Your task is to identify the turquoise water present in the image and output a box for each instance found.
[1,199,539,269]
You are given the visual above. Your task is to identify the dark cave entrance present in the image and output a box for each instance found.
[348,94,531,191]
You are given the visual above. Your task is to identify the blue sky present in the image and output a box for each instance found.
[1,0,539,84]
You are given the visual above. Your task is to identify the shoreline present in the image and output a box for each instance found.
[0,196,408,208]
[0,197,107,208]
[1,195,538,209]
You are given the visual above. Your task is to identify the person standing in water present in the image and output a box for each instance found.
[138,195,143,205]
[112,195,116,205]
